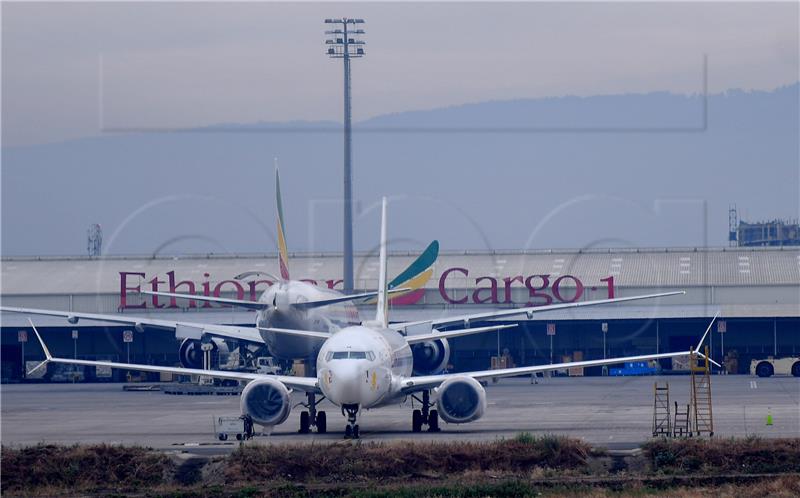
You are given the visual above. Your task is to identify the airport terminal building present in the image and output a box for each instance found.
[1,246,798,381]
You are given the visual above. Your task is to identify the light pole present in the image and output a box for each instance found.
[718,319,726,374]
[601,322,608,359]
[325,17,365,294]
[18,330,27,377]
[601,322,608,376]
[656,320,660,354]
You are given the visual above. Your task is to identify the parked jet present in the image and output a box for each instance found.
[2,165,438,373]
[22,198,703,438]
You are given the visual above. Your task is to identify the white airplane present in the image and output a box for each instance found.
[22,198,710,438]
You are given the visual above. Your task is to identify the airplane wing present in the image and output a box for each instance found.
[25,319,318,393]
[141,288,409,312]
[254,322,516,343]
[289,288,410,310]
[404,324,517,344]
[403,350,707,393]
[402,312,720,393]
[258,327,331,340]
[139,291,268,310]
[0,306,265,344]
[397,290,685,330]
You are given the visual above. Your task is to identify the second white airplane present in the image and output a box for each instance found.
[24,198,713,438]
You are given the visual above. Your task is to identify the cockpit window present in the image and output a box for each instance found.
[326,351,374,360]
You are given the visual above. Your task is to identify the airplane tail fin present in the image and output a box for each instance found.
[375,197,389,328]
[275,159,290,280]
[366,239,438,306]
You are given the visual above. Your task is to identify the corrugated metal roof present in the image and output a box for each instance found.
[1,247,798,295]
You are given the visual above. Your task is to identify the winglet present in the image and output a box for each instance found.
[375,197,389,328]
[28,318,52,360]
[26,318,52,376]
[275,159,290,281]
[694,311,719,353]
[692,312,722,368]
[697,351,722,368]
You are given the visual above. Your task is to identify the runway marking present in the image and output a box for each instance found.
[750,380,758,389]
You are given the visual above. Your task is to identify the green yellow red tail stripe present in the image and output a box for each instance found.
[275,164,290,280]
[368,240,439,306]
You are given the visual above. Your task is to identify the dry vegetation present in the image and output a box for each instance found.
[225,434,592,484]
[2,435,799,497]
[644,436,800,474]
[0,443,173,493]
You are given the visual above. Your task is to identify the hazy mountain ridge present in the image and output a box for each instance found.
[2,84,797,256]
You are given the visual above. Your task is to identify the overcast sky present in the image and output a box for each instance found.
[2,1,798,147]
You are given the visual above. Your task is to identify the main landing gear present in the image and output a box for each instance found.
[342,404,360,439]
[411,390,440,433]
[299,392,327,434]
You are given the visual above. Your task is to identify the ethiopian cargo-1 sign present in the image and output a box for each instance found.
[118,269,616,309]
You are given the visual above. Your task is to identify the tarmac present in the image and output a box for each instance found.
[2,375,798,454]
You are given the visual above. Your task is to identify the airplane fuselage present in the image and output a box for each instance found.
[317,325,413,410]
[255,280,359,360]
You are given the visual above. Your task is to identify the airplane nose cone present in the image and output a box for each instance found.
[330,363,364,405]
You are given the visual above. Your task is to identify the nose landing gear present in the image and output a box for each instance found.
[299,392,327,434]
[342,404,360,439]
[411,390,440,433]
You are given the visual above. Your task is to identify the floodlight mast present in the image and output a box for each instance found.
[325,18,365,295]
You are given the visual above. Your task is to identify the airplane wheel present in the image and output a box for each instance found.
[316,411,327,433]
[353,424,360,439]
[412,409,423,432]
[345,424,353,438]
[299,411,311,433]
[428,410,440,432]
[218,433,228,441]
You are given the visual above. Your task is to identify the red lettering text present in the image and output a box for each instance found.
[472,276,499,304]
[149,276,165,308]
[167,270,196,308]
[248,279,273,301]
[119,272,146,309]
[201,273,212,308]
[525,275,552,306]
[552,275,584,303]
[503,275,523,304]
[438,267,468,304]
[213,280,245,306]
[601,276,615,299]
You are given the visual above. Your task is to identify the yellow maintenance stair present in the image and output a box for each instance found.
[690,346,714,436]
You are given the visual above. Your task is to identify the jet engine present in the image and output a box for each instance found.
[178,338,230,369]
[435,376,487,424]
[240,378,292,427]
[411,338,451,375]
